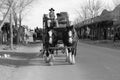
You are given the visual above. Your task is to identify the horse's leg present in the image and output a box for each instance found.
[67,47,76,64]
[71,53,75,64]
[66,47,75,64]
[68,48,72,64]
[48,49,54,66]
[51,50,55,61]
[65,47,69,62]
[71,41,77,64]
[71,48,75,64]
[44,48,51,63]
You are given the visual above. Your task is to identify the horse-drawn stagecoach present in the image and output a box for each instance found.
[42,8,77,65]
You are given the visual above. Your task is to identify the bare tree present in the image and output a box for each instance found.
[81,6,89,20]
[73,17,81,26]
[74,4,90,23]
[113,0,120,6]
[0,0,15,49]
[16,0,34,27]
[104,5,112,11]
[74,0,103,25]
[8,0,34,28]
[86,0,103,22]
[0,0,35,48]
[74,0,103,40]
[5,0,35,44]
[16,0,35,44]
[0,0,13,29]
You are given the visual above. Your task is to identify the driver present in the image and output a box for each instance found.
[49,8,55,20]
[48,8,59,28]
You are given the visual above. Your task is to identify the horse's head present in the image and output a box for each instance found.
[48,29,57,45]
[66,26,74,44]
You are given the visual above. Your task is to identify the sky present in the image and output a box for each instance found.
[22,0,115,29]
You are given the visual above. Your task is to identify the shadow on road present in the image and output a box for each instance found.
[0,53,71,67]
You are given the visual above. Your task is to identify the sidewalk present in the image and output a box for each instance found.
[0,44,43,54]
[79,39,120,50]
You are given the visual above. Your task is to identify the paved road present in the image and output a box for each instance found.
[9,42,120,80]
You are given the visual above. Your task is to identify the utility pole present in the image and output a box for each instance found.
[10,6,13,50]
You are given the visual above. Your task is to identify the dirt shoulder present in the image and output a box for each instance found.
[0,42,42,53]
[0,42,42,80]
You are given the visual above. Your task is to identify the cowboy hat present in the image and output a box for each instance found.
[49,8,55,11]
